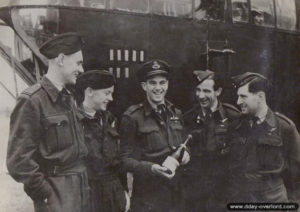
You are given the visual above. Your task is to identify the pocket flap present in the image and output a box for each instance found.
[215,127,228,134]
[139,126,159,133]
[170,123,183,130]
[257,135,282,146]
[42,115,69,129]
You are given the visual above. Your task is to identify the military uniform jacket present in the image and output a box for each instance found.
[77,107,126,212]
[119,100,185,211]
[78,107,121,179]
[229,109,300,203]
[7,77,89,211]
[183,102,241,177]
[120,100,185,175]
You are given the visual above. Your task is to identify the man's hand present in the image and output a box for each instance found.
[151,164,175,179]
[180,150,190,165]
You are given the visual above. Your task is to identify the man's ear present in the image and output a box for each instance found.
[141,82,147,92]
[216,87,222,97]
[86,87,93,97]
[57,53,65,66]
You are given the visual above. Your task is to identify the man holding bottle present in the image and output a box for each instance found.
[119,59,190,212]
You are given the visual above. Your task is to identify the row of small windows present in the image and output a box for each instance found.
[108,67,130,79]
[13,0,222,21]
[10,0,300,31]
[232,0,297,31]
[63,0,299,31]
[109,49,145,62]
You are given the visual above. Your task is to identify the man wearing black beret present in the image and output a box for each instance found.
[75,70,130,212]
[229,72,300,205]
[119,59,190,212]
[183,70,241,212]
[7,32,88,212]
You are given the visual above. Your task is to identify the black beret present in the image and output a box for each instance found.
[137,59,170,82]
[40,32,83,59]
[193,69,215,84]
[76,70,116,91]
[232,72,267,88]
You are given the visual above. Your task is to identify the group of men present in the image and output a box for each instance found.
[6,32,300,212]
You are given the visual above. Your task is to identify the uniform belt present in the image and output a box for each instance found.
[44,160,86,176]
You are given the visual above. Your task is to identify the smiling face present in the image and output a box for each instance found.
[237,83,260,115]
[90,86,114,111]
[60,50,84,85]
[195,79,221,109]
[141,75,168,106]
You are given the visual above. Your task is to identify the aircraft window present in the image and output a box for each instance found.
[232,0,249,23]
[151,0,193,18]
[275,0,296,31]
[0,25,15,57]
[109,0,150,13]
[11,8,59,49]
[15,37,35,75]
[194,0,225,21]
[0,25,35,83]
[250,0,275,27]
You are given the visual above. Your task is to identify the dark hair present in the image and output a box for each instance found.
[247,77,271,96]
[207,73,223,91]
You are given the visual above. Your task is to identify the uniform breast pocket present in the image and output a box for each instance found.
[169,122,184,146]
[214,125,228,148]
[139,126,166,152]
[42,115,73,152]
[257,135,284,172]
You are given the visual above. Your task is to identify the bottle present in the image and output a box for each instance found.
[162,134,193,175]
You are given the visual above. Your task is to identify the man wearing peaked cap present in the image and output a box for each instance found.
[183,70,241,212]
[228,72,300,205]
[75,70,130,212]
[119,59,190,212]
[137,59,171,82]
[7,33,88,212]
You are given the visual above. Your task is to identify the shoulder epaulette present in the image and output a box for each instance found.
[222,103,240,113]
[124,103,143,116]
[21,84,41,97]
[173,107,182,116]
[275,112,294,126]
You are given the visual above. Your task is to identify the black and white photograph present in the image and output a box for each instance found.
[0,0,299,211]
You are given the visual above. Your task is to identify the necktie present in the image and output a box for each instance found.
[157,104,167,122]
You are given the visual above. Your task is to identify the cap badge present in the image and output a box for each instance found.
[197,75,202,82]
[152,61,160,69]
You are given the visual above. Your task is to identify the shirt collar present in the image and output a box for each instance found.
[263,108,276,127]
[41,76,61,103]
[144,99,174,117]
[199,101,226,120]
[77,104,105,121]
